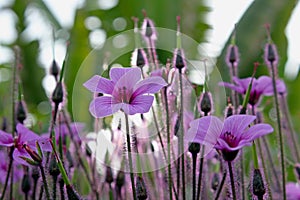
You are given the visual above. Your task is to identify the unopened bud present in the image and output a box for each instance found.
[252,169,266,199]
[49,157,60,177]
[31,167,40,181]
[136,176,148,200]
[52,82,64,105]
[226,45,239,67]
[264,43,278,66]
[105,166,114,184]
[199,92,213,115]
[116,170,125,188]
[21,174,31,194]
[188,142,200,155]
[173,49,186,70]
[16,101,27,124]
[23,144,42,163]
[50,60,60,80]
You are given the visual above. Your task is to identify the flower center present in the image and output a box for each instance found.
[119,86,129,103]
[223,131,237,147]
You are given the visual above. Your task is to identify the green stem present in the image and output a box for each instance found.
[270,63,286,199]
[0,148,13,200]
[124,113,137,200]
[228,162,237,200]
[39,165,51,200]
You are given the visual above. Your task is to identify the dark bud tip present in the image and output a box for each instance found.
[175,49,185,70]
[188,142,200,155]
[21,174,31,194]
[105,166,114,184]
[174,116,180,137]
[229,46,237,64]
[66,185,82,200]
[200,92,212,115]
[116,170,125,188]
[50,60,60,79]
[145,20,153,38]
[267,44,276,63]
[137,49,146,67]
[222,150,239,162]
[16,101,27,124]
[2,117,7,131]
[136,176,148,200]
[211,173,220,191]
[52,82,64,105]
[252,169,266,198]
[85,144,92,157]
[49,157,60,177]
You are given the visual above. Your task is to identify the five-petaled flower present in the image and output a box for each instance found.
[219,76,286,106]
[0,123,52,166]
[84,67,167,118]
[186,115,273,161]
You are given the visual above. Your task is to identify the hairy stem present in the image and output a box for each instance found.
[39,165,51,200]
[214,171,227,200]
[228,162,236,200]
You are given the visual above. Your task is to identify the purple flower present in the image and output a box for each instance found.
[186,115,273,161]
[84,67,167,118]
[219,76,286,106]
[286,182,300,200]
[0,151,23,184]
[0,123,52,166]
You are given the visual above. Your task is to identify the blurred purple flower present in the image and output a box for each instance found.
[186,115,273,161]
[55,122,84,145]
[84,67,167,118]
[286,182,300,200]
[0,123,52,166]
[219,76,286,106]
[0,151,23,184]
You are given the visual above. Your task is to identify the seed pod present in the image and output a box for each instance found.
[199,92,213,116]
[116,170,125,188]
[49,157,60,177]
[264,43,278,66]
[31,167,40,181]
[188,142,200,155]
[50,60,60,80]
[226,45,239,67]
[22,174,31,194]
[52,82,64,105]
[105,166,114,184]
[16,101,27,124]
[173,48,186,70]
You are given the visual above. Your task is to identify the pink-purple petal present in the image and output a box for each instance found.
[89,96,114,118]
[13,148,32,166]
[83,75,114,94]
[218,81,245,94]
[110,67,140,84]
[132,76,167,97]
[122,95,154,115]
[222,115,256,138]
[0,130,14,147]
[113,68,142,95]
[17,123,40,143]
[241,123,273,141]
[186,116,223,147]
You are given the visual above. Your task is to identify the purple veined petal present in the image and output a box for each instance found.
[16,123,40,144]
[89,96,115,118]
[261,78,287,96]
[110,67,140,84]
[186,116,223,147]
[222,115,256,139]
[233,76,253,92]
[83,75,114,95]
[0,130,14,147]
[218,81,244,94]
[255,76,273,96]
[13,148,32,166]
[121,95,154,115]
[27,137,52,152]
[113,68,142,94]
[215,138,252,151]
[132,76,167,98]
[241,123,273,142]
[276,79,287,94]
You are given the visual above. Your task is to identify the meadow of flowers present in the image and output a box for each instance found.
[1,5,300,200]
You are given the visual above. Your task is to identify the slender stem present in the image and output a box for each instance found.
[239,151,245,200]
[32,178,38,200]
[164,87,173,200]
[124,113,137,200]
[270,62,286,199]
[0,148,13,200]
[38,186,44,200]
[192,153,197,200]
[59,178,65,200]
[178,69,186,200]
[214,171,227,200]
[9,165,13,200]
[196,156,204,200]
[228,162,236,200]
[39,165,51,200]
[230,63,239,109]
[53,176,57,200]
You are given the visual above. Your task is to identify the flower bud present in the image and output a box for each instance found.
[199,92,213,116]
[131,48,148,68]
[116,170,125,188]
[23,144,42,164]
[16,101,27,124]
[173,48,186,71]
[141,18,157,41]
[52,82,64,105]
[66,185,82,200]
[31,167,40,181]
[264,43,278,66]
[136,176,148,200]
[49,157,60,177]
[105,166,114,184]
[252,169,266,199]
[50,60,60,80]
[21,174,31,194]
[226,45,239,67]
[188,142,200,155]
